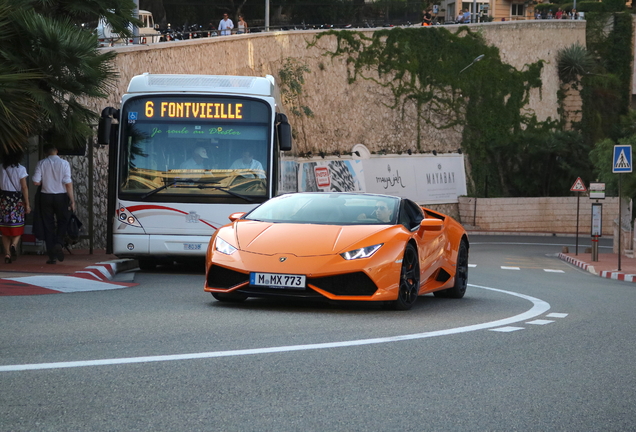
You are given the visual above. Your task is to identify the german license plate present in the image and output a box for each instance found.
[250,272,306,289]
[184,243,202,250]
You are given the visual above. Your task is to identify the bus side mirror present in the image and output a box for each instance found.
[276,113,292,151]
[97,107,120,145]
[98,116,112,145]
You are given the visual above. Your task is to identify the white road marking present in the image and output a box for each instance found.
[489,326,524,332]
[547,313,568,318]
[469,264,477,267]
[526,319,554,325]
[4,276,131,292]
[544,269,565,273]
[0,284,550,372]
[501,266,521,270]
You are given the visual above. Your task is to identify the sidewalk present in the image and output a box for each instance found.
[0,249,138,296]
[559,251,636,282]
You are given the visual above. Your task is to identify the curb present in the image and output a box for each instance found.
[71,259,138,282]
[558,253,636,282]
[0,259,139,296]
[558,253,597,275]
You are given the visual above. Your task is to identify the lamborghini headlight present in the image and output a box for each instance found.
[215,237,238,255]
[340,243,383,260]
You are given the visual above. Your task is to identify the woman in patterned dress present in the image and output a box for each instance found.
[0,151,30,263]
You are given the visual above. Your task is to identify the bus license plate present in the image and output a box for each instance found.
[184,243,202,250]
[250,272,306,289]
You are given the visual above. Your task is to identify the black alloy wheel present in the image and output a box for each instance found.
[393,243,420,310]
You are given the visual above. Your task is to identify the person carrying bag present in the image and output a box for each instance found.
[32,145,75,264]
[0,151,31,263]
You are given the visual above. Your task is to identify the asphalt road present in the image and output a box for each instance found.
[1,235,634,431]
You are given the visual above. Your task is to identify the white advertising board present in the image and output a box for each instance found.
[293,154,467,204]
[362,154,467,204]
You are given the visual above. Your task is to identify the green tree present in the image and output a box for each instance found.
[0,3,45,154]
[0,0,137,156]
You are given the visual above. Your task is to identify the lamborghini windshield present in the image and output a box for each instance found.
[118,95,271,201]
[245,193,400,225]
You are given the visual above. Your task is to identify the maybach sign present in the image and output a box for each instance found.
[294,154,467,205]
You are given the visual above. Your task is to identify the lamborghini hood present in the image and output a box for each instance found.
[230,221,392,257]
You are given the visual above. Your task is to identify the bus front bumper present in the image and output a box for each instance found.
[113,234,212,258]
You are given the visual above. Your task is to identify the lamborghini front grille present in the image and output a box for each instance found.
[308,272,378,296]
[207,265,249,289]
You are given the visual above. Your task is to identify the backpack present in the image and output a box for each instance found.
[65,212,83,245]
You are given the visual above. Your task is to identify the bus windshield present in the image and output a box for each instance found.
[118,95,272,201]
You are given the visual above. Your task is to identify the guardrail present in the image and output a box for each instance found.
[98,18,536,47]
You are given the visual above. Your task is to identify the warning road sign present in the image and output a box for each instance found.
[613,145,632,173]
[570,177,587,192]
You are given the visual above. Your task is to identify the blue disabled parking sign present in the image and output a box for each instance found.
[613,145,632,173]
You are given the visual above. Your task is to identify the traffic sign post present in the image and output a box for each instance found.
[570,177,587,255]
[613,145,632,173]
[612,145,631,271]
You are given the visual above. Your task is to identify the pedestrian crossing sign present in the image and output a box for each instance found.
[613,145,632,173]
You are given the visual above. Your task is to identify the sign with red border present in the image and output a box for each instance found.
[314,166,330,188]
[570,177,587,192]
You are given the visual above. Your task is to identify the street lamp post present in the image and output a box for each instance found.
[460,54,485,73]
[265,0,270,31]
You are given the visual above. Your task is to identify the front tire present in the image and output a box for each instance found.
[138,258,157,271]
[393,243,420,310]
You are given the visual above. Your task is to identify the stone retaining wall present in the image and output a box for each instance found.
[71,21,585,248]
[458,196,619,236]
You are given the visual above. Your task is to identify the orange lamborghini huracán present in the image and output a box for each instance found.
[204,192,469,310]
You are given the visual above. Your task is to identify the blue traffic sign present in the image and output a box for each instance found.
[613,145,632,173]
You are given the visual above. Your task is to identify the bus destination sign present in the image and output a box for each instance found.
[144,101,243,120]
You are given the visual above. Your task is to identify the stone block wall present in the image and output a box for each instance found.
[73,21,585,248]
[458,196,619,236]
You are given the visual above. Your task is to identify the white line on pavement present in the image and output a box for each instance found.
[0,284,550,372]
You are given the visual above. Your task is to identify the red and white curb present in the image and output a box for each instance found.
[559,253,636,283]
[558,253,596,274]
[0,259,137,295]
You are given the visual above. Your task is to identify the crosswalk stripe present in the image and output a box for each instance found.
[526,319,554,325]
[547,313,568,318]
[490,326,524,332]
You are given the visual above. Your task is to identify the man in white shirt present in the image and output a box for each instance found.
[32,145,75,264]
[180,147,209,170]
[218,13,234,36]
[230,149,265,178]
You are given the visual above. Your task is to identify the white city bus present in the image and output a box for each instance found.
[98,73,292,269]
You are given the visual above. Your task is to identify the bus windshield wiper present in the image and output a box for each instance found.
[193,183,257,202]
[140,181,177,199]
[139,181,257,202]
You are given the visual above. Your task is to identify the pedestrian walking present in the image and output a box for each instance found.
[237,15,248,34]
[32,145,75,264]
[0,151,30,263]
[219,13,234,35]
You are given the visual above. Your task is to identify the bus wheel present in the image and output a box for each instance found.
[138,258,157,271]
